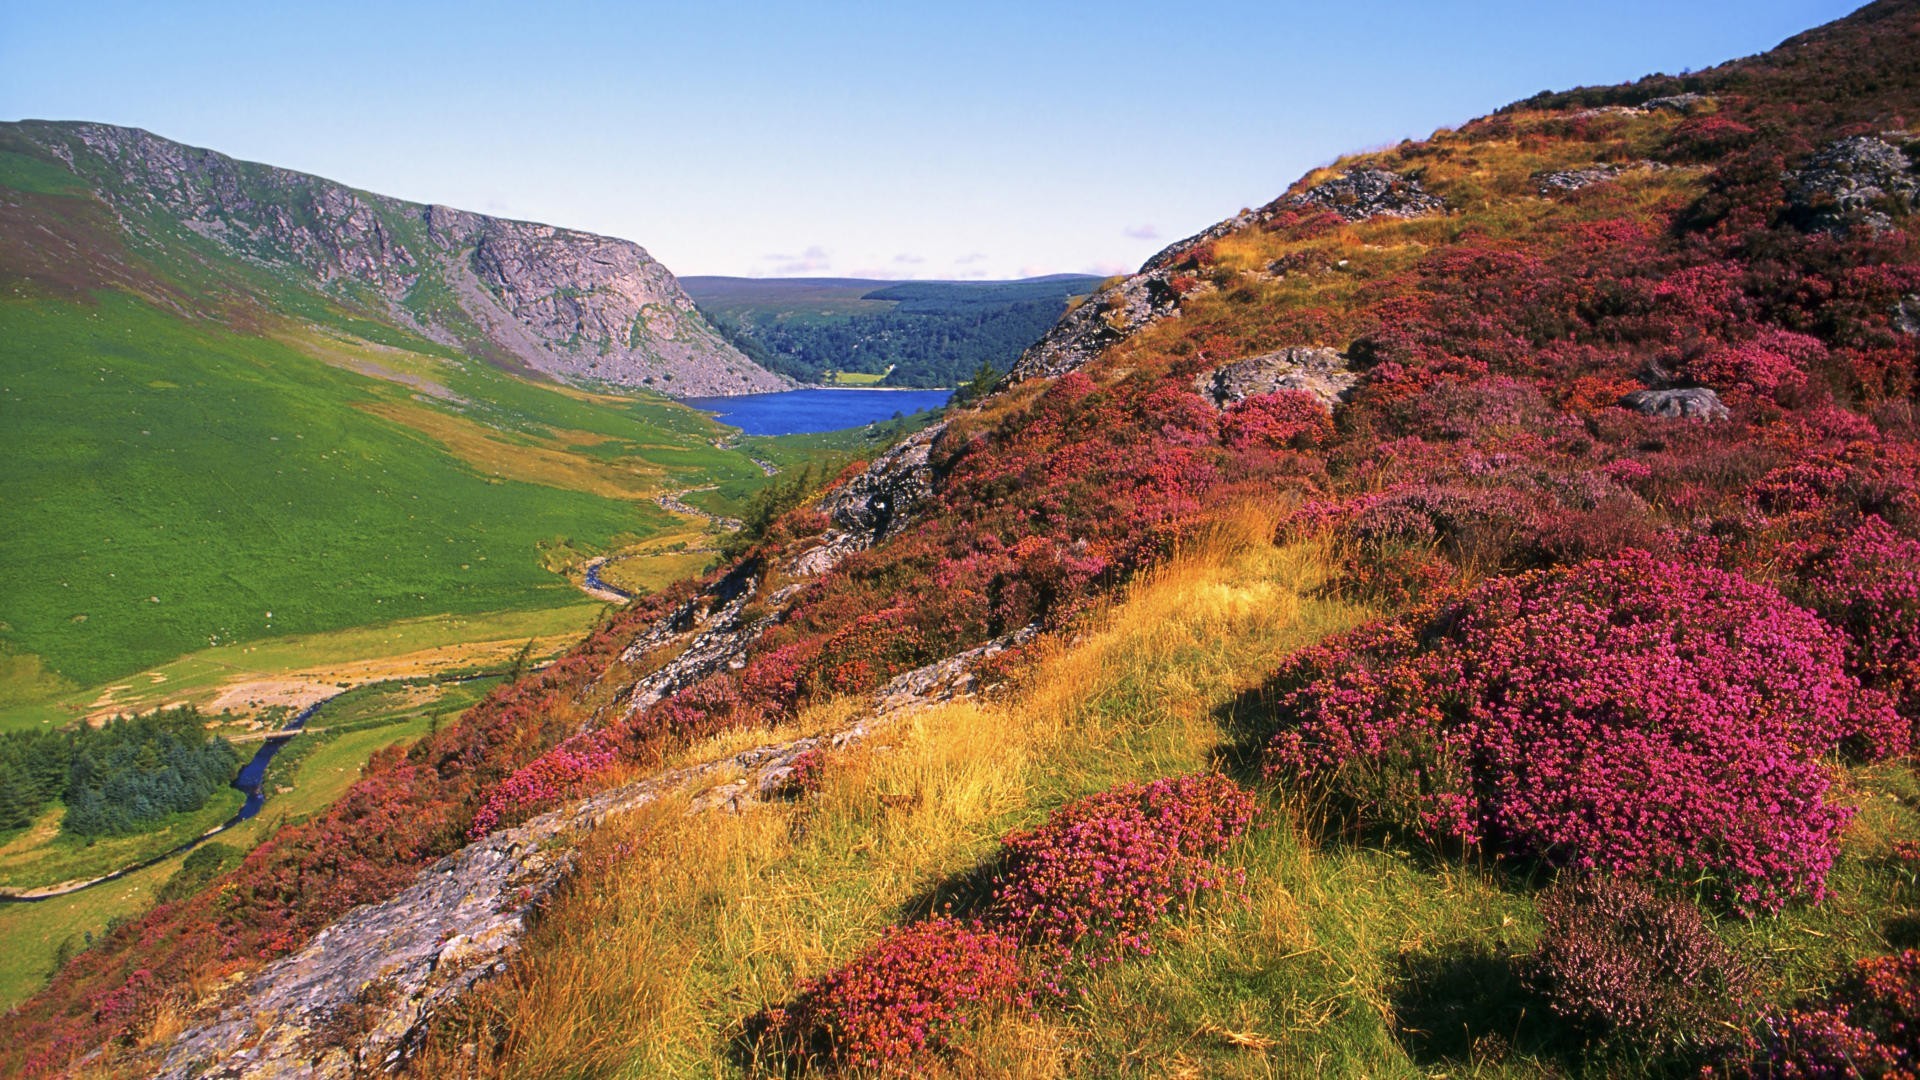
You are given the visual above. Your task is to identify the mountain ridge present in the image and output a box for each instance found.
[2,119,786,397]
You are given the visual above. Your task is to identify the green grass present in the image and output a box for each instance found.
[0,292,768,691]
[826,369,889,386]
[0,677,475,1008]
[0,787,245,892]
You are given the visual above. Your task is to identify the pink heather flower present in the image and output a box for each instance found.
[1265,553,1891,913]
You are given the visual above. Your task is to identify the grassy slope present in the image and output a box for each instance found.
[0,289,770,693]
[433,507,1920,1079]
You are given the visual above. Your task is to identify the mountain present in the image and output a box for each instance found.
[1,120,785,396]
[0,121,802,703]
[8,2,1920,1077]
[682,273,1104,387]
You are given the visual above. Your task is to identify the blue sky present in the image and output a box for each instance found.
[0,1,1865,280]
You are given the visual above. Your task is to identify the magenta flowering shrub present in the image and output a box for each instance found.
[757,774,1257,1072]
[768,918,1029,1074]
[991,774,1256,972]
[1791,516,1920,726]
[1524,877,1749,1052]
[466,732,619,838]
[1264,554,1892,912]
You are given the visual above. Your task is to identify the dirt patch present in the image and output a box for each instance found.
[87,633,578,725]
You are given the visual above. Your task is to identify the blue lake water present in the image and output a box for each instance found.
[684,388,953,436]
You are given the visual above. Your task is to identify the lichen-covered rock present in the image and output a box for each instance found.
[9,120,785,397]
[1193,347,1358,412]
[1277,167,1445,222]
[1641,93,1711,114]
[1533,164,1625,194]
[1009,272,1184,381]
[1622,387,1731,421]
[817,423,946,544]
[1896,294,1920,336]
[1784,136,1920,237]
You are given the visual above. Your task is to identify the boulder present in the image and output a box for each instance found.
[1278,167,1445,223]
[1533,164,1624,194]
[1896,294,1920,336]
[1641,93,1711,114]
[1784,136,1919,237]
[1193,347,1358,412]
[1621,387,1730,421]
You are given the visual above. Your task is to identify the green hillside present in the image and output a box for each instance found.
[0,137,779,710]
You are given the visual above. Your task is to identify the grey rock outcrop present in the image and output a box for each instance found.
[1622,387,1731,421]
[1533,164,1625,194]
[1784,135,1919,238]
[1013,167,1443,383]
[1641,93,1710,114]
[1274,166,1445,223]
[785,423,948,576]
[1009,272,1184,381]
[1897,294,1920,336]
[1193,347,1358,412]
[8,120,785,396]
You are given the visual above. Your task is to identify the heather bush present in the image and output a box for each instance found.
[1524,877,1749,1054]
[1792,516,1920,726]
[991,774,1256,976]
[764,918,1029,1074]
[1756,950,1920,1077]
[1264,554,1891,912]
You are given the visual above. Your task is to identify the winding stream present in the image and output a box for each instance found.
[0,697,337,903]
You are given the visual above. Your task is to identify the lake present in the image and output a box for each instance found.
[683,387,953,436]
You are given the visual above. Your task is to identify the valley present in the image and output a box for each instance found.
[6,2,1920,1076]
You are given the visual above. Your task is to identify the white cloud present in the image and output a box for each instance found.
[760,245,832,275]
[1122,224,1160,240]
[892,253,925,265]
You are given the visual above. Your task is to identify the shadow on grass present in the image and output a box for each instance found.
[1210,682,1574,905]
[1390,942,1588,1076]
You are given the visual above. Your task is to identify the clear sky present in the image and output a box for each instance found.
[0,1,1866,280]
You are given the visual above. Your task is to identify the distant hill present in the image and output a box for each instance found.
[682,273,1105,387]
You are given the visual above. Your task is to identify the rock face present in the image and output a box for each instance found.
[1012,168,1442,383]
[818,423,945,542]
[1193,347,1358,412]
[1785,135,1920,238]
[1008,274,1182,381]
[1622,387,1731,421]
[8,120,785,396]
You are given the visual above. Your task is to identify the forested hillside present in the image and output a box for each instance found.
[684,274,1103,386]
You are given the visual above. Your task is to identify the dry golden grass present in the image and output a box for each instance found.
[360,399,668,499]
[415,503,1374,1078]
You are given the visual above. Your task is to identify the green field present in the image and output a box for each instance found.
[0,292,777,696]
[0,676,486,1008]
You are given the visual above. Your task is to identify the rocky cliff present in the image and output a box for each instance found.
[5,121,785,396]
